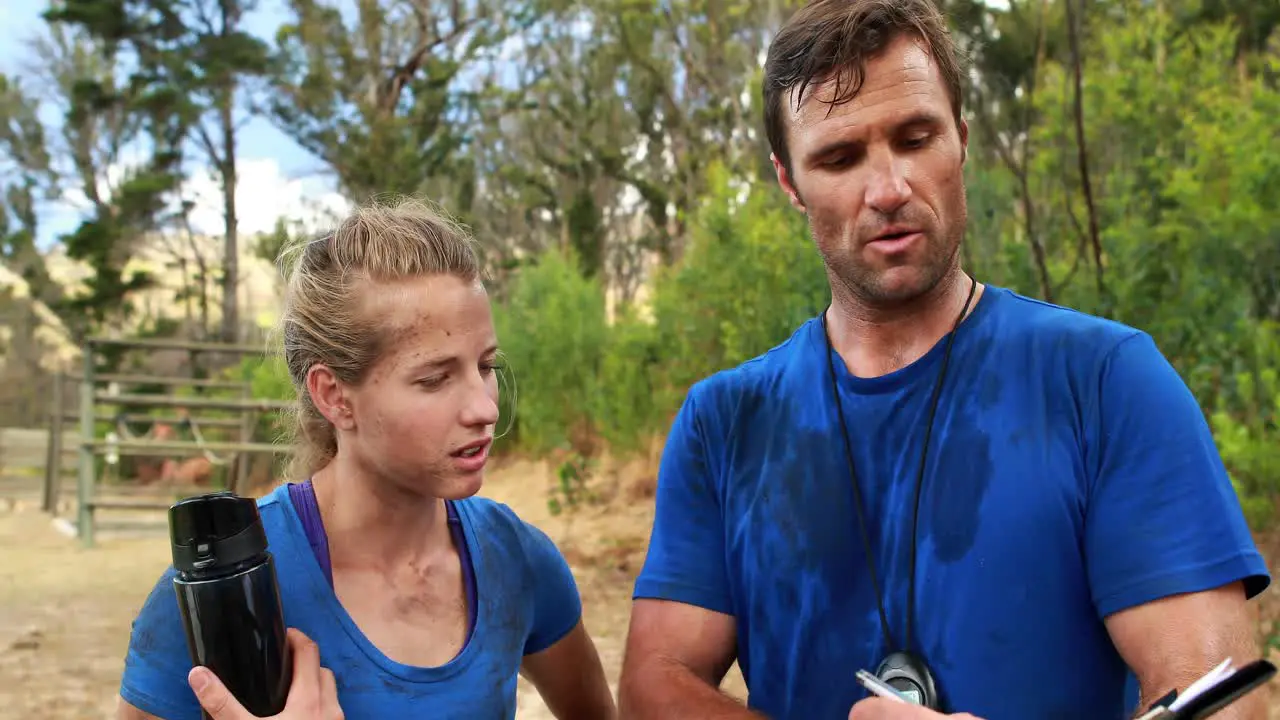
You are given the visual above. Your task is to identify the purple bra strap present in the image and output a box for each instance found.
[287,480,477,643]
[288,479,334,587]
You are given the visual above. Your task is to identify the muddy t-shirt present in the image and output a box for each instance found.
[119,484,580,719]
[633,285,1270,719]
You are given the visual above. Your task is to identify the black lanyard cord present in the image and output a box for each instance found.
[821,275,977,656]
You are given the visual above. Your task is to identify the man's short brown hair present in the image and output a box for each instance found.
[762,0,966,172]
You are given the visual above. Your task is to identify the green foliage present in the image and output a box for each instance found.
[0,74,57,304]
[267,0,509,208]
[1021,7,1280,416]
[649,162,828,396]
[494,160,827,463]
[222,352,295,442]
[590,306,664,455]
[992,3,1280,520]
[239,354,295,403]
[546,450,596,516]
[1211,323,1280,529]
[493,248,608,456]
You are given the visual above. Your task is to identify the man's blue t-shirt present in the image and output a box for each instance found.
[120,484,581,719]
[634,285,1270,719]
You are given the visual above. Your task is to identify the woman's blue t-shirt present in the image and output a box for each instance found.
[119,483,582,719]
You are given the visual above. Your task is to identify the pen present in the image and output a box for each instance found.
[856,670,910,704]
[1132,690,1179,720]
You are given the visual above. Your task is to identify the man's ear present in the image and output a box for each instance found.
[958,117,969,166]
[771,152,806,212]
[306,364,355,431]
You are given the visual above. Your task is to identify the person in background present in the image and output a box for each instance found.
[116,198,617,720]
[616,1,1270,719]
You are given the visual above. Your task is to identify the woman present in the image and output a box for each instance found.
[117,199,617,719]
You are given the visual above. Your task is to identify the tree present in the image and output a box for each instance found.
[46,0,272,344]
[266,0,514,207]
[16,20,172,339]
[466,0,785,302]
[0,74,57,304]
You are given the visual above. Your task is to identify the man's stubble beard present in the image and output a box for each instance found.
[812,200,968,311]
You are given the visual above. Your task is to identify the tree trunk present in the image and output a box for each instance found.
[1064,0,1105,296]
[219,83,239,344]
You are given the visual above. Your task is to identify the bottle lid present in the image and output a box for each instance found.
[168,491,268,579]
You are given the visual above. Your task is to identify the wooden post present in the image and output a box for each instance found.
[41,374,64,513]
[77,347,96,548]
[233,410,255,495]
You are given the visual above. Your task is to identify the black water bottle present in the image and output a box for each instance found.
[170,491,292,718]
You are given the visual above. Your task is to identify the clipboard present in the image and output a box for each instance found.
[1134,658,1276,720]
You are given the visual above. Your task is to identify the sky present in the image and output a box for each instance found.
[0,1,349,250]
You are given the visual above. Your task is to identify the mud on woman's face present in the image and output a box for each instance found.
[345,274,501,499]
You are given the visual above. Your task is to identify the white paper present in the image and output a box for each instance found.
[1169,658,1237,712]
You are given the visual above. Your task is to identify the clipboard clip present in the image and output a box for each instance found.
[1134,658,1276,720]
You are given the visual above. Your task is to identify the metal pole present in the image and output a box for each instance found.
[41,373,64,513]
[77,345,96,548]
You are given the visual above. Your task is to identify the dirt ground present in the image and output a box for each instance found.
[3,457,1280,719]
[0,458,745,719]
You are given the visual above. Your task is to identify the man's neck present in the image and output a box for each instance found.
[825,269,982,378]
[310,455,452,572]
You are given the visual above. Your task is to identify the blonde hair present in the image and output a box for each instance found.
[276,197,482,479]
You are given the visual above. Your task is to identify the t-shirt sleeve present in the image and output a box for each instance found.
[118,567,204,720]
[1084,332,1271,618]
[521,521,584,655]
[632,386,733,616]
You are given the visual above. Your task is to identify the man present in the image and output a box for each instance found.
[616,1,1271,719]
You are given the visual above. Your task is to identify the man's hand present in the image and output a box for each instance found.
[847,698,983,720]
[187,629,344,720]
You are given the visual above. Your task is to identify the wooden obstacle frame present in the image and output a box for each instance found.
[43,336,294,548]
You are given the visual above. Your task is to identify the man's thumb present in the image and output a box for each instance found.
[188,667,245,720]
